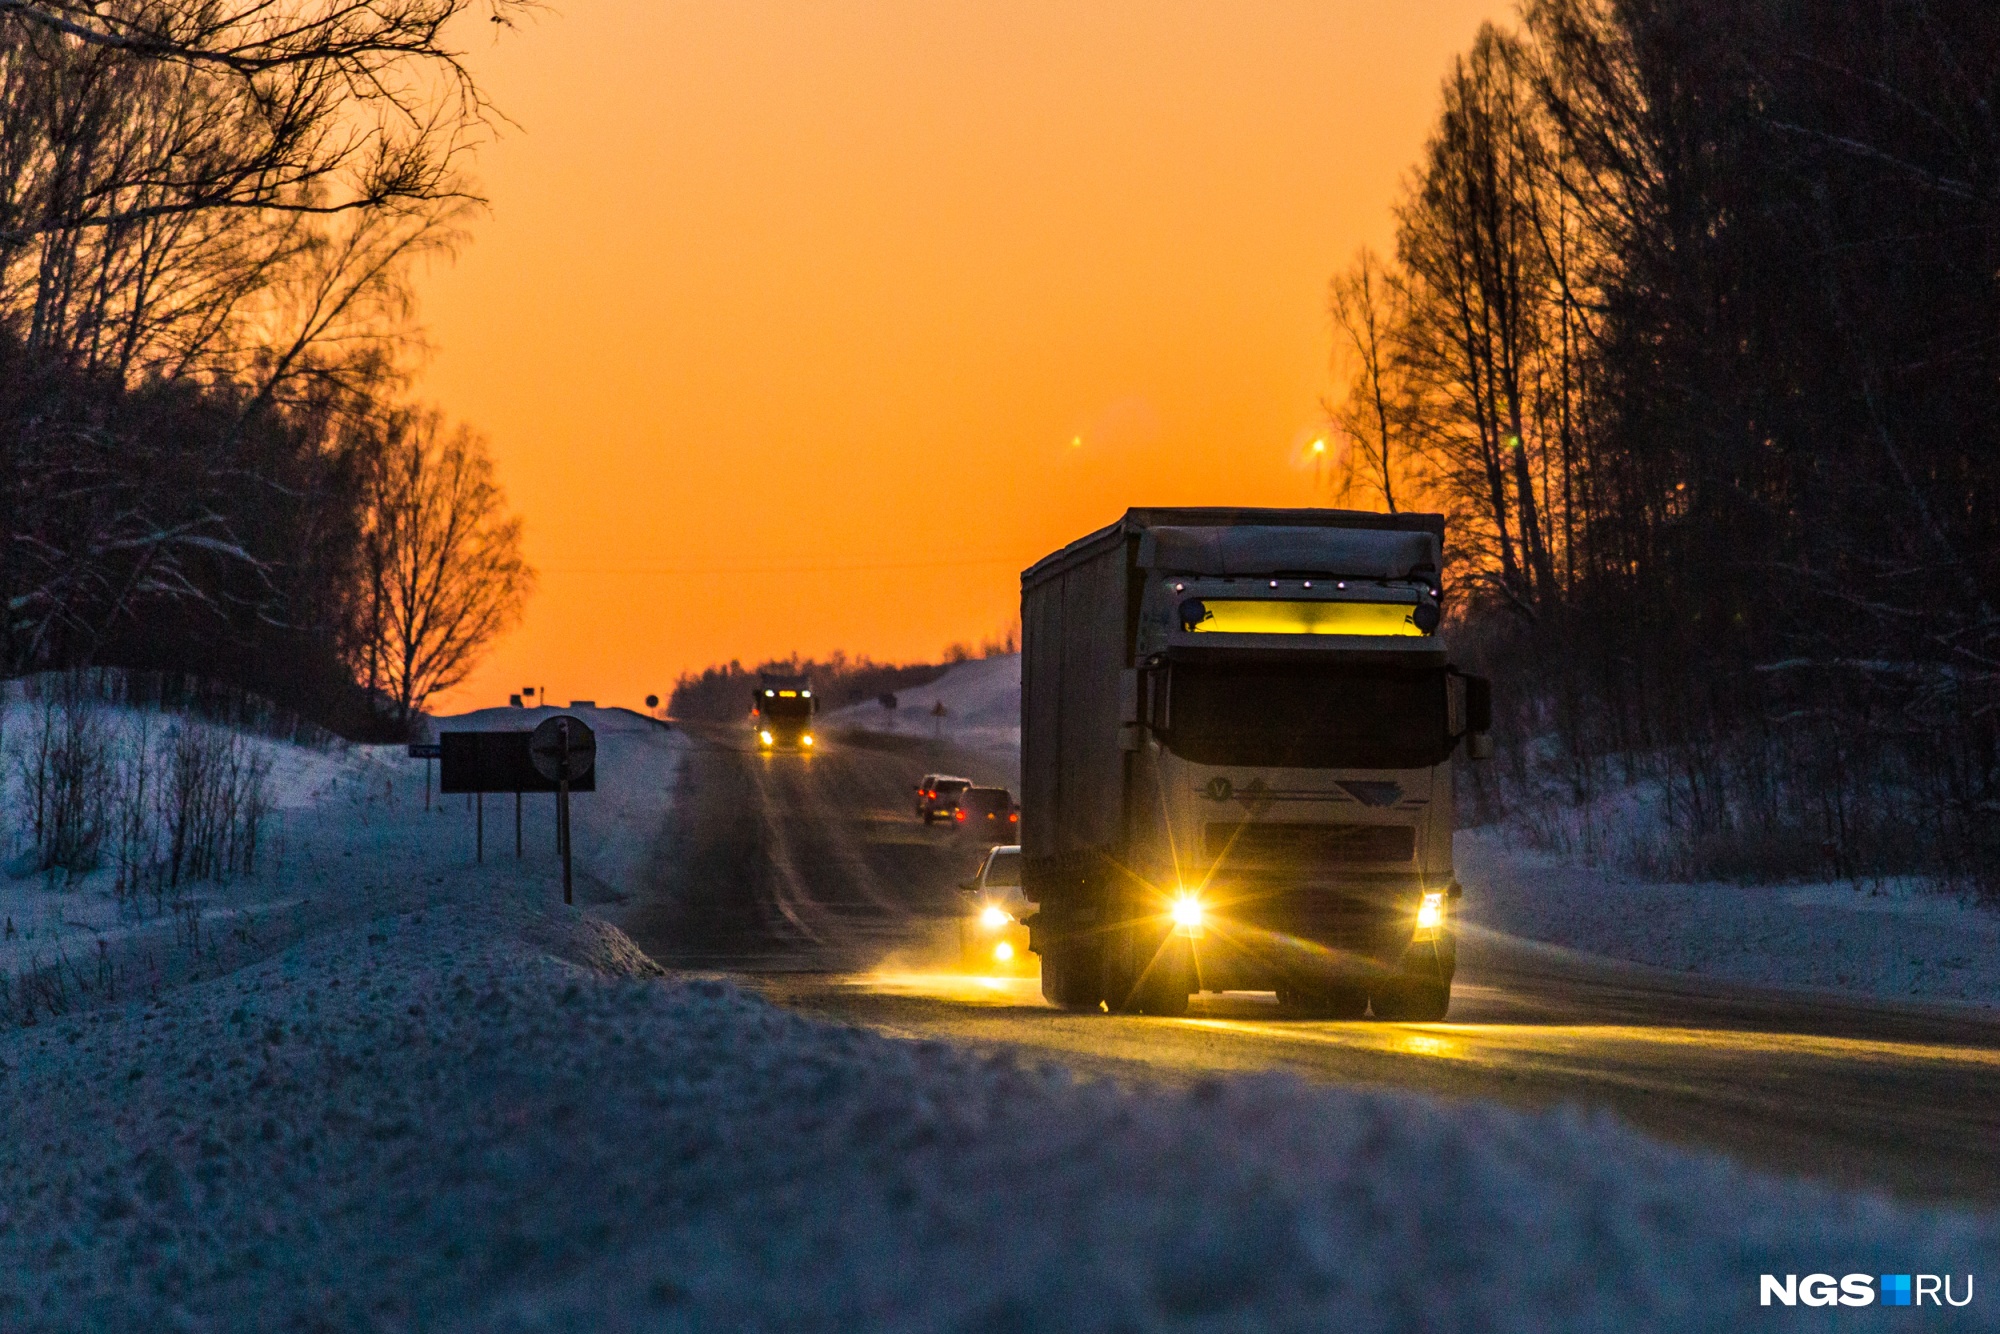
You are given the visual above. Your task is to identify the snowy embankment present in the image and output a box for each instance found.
[1460,830,2000,1008]
[825,653,1021,757]
[5,889,1998,1333]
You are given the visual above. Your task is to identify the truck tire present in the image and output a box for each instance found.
[1041,939,1103,1011]
[1370,981,1451,1022]
[1276,984,1367,1019]
[1113,941,1191,1017]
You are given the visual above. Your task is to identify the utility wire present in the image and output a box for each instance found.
[539,555,1024,576]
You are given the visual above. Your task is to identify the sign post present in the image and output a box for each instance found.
[530,716,597,905]
[408,741,441,810]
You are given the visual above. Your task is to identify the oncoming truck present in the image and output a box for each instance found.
[1019,508,1490,1018]
[752,673,818,749]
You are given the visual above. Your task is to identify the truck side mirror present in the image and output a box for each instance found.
[1463,674,1492,759]
[1464,675,1492,734]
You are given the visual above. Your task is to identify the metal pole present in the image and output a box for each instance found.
[558,780,572,905]
[515,791,523,859]
[476,791,484,864]
[557,716,573,905]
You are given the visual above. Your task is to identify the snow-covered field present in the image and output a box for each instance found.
[825,653,1021,757]
[0,689,682,1019]
[5,688,2000,1330]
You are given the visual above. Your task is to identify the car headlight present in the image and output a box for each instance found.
[759,730,774,746]
[979,904,1010,930]
[802,734,814,746]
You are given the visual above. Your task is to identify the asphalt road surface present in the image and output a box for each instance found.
[622,723,2000,1206]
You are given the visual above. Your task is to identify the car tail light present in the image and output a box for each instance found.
[1010,812,1018,823]
[955,809,965,822]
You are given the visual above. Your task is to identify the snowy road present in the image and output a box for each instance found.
[620,722,2000,1206]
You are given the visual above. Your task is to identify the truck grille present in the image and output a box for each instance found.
[1204,821,1415,866]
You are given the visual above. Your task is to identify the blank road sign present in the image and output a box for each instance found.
[439,731,597,794]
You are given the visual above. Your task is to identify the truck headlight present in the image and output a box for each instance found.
[1170,893,1205,935]
[1416,891,1445,935]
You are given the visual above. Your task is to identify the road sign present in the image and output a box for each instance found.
[530,715,596,782]
[439,732,595,793]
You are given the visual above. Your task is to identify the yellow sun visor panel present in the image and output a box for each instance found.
[1182,598,1426,637]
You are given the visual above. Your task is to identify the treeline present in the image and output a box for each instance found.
[669,654,954,722]
[0,1,533,738]
[1327,0,2000,885]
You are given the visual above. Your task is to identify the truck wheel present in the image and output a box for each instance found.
[1041,940,1102,1011]
[1117,946,1191,1017]
[1370,981,1451,1022]
[1276,984,1367,1019]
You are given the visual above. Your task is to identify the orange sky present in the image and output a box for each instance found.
[419,0,1508,711]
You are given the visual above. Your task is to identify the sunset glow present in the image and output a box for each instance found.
[419,1,1506,709]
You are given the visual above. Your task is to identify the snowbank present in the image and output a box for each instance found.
[3,889,1995,1333]
[1460,829,2000,1008]
[825,653,1020,754]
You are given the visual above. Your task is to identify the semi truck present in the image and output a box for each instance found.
[1019,507,1490,1019]
[752,672,818,749]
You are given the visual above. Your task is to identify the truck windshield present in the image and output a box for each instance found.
[1165,662,1450,769]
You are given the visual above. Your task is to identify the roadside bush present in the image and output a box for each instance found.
[10,683,114,878]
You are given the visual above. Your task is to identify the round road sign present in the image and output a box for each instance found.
[530,715,597,782]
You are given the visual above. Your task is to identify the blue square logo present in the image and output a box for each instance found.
[1882,1274,1912,1307]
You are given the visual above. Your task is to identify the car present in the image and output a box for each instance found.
[915,774,972,822]
[960,845,1031,972]
[950,785,1018,835]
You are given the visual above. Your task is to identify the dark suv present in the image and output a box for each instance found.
[952,785,1019,835]
[916,775,972,822]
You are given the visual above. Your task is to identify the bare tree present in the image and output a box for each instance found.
[352,408,531,722]
[1326,247,1408,512]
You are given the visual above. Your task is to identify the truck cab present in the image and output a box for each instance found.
[1020,509,1490,1019]
[752,673,818,749]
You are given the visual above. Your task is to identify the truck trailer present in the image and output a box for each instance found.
[1019,507,1490,1018]
[752,673,818,749]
